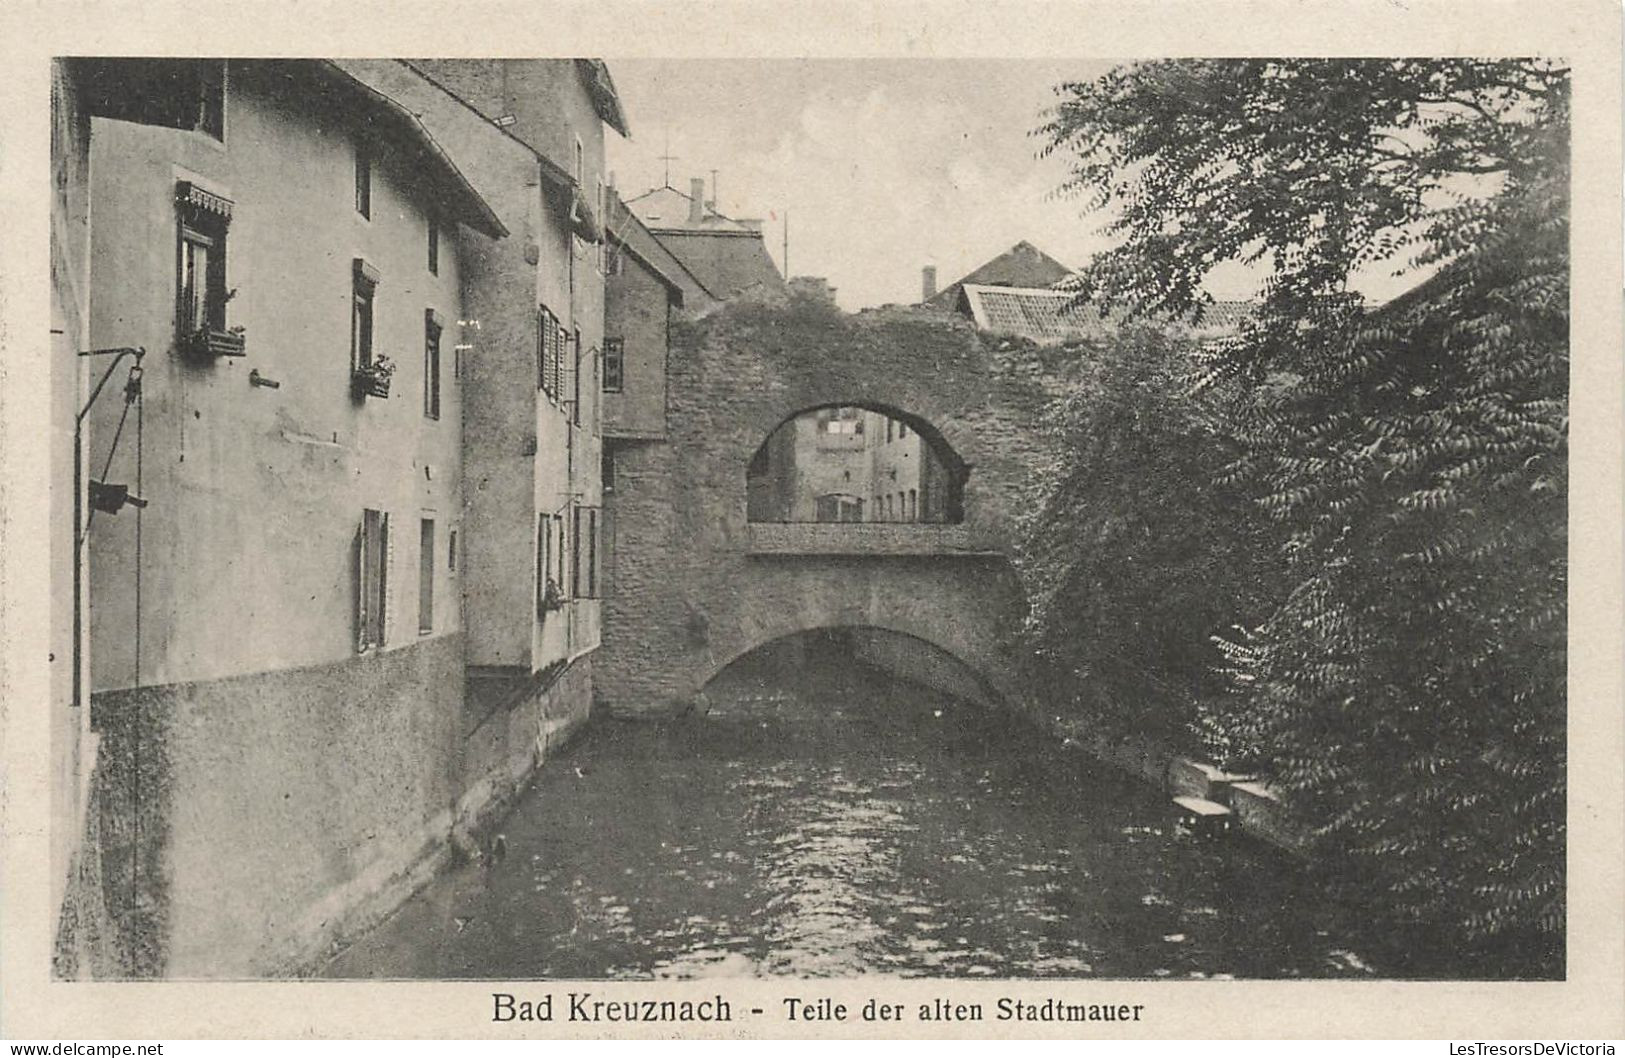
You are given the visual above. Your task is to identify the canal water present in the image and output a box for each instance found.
[325,640,1396,980]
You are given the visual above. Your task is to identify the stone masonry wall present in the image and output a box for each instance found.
[598,292,1059,716]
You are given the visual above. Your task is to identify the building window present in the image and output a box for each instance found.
[537,305,562,399]
[555,513,567,596]
[816,494,864,523]
[195,61,225,138]
[351,262,378,373]
[418,518,435,634]
[427,217,439,275]
[572,505,602,598]
[596,177,606,273]
[603,337,624,392]
[178,227,214,334]
[572,328,583,426]
[174,182,235,356]
[602,449,615,493]
[177,224,223,339]
[542,516,555,620]
[90,60,225,140]
[908,489,918,521]
[448,528,458,572]
[356,508,389,652]
[424,311,442,420]
[355,142,371,219]
[818,406,864,436]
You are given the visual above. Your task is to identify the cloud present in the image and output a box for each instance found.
[607,60,1122,309]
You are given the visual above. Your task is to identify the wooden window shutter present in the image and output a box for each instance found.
[356,517,370,653]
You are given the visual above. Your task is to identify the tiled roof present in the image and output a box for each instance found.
[654,229,785,299]
[961,284,1118,341]
[959,283,1252,344]
[925,241,1074,309]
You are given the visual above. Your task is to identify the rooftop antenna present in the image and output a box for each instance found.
[658,128,678,188]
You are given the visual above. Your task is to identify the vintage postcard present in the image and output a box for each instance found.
[1,0,1621,1042]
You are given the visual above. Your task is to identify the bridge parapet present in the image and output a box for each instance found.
[746,522,1002,557]
[598,297,1061,716]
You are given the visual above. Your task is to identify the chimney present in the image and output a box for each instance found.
[689,178,706,223]
[922,265,938,302]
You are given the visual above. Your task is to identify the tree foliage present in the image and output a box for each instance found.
[1014,329,1284,754]
[1037,59,1568,961]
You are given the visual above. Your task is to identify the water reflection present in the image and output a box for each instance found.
[325,649,1392,980]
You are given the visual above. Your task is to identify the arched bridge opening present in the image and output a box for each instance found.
[702,625,1007,713]
[597,297,1058,718]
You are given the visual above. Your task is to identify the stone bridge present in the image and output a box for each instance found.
[598,294,1060,715]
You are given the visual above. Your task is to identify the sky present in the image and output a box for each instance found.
[602,59,1443,312]
[603,59,1127,311]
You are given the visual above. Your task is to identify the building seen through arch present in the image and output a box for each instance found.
[746,405,959,524]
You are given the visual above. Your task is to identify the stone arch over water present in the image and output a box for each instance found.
[598,295,1058,717]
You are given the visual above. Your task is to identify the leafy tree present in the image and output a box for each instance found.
[1039,59,1568,963]
[1014,328,1284,755]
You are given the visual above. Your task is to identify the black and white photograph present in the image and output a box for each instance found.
[7,3,1623,1041]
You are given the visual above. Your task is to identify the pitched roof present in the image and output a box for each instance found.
[314,62,509,240]
[624,184,761,234]
[925,241,1073,309]
[652,229,785,300]
[624,183,784,299]
[957,284,1251,344]
[574,59,629,138]
[605,192,719,310]
[957,284,1118,341]
[73,58,508,240]
[392,59,578,195]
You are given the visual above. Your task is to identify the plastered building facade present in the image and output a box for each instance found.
[53,57,622,978]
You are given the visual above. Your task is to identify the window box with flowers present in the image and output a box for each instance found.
[178,323,247,360]
[352,354,395,399]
